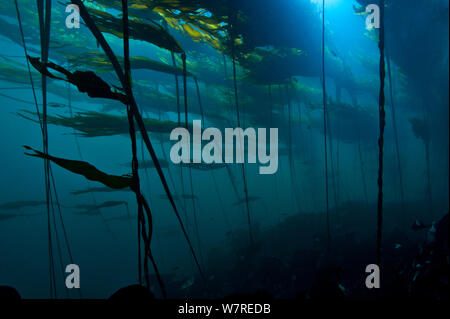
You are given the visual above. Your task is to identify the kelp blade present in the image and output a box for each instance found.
[23,146,132,189]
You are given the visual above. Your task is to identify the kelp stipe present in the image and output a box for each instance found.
[181,52,204,268]
[386,54,405,215]
[37,0,75,298]
[285,83,301,213]
[228,6,254,244]
[357,128,369,207]
[325,103,339,220]
[376,0,386,267]
[122,0,148,291]
[322,0,331,251]
[419,103,433,213]
[195,76,231,232]
[221,54,246,208]
[69,0,205,283]
[66,58,111,248]
[164,20,188,220]
[267,84,280,212]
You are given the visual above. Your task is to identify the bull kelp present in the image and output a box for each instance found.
[0,0,448,302]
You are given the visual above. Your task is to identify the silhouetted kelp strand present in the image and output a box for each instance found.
[123,2,167,296]
[48,181,67,298]
[153,108,188,220]
[140,195,167,298]
[182,52,204,268]
[221,54,246,205]
[194,77,205,124]
[24,146,133,189]
[229,9,253,245]
[49,162,77,298]
[325,103,339,220]
[194,74,226,235]
[162,19,182,125]
[14,0,42,134]
[335,117,341,215]
[182,53,188,129]
[37,0,57,298]
[377,0,386,267]
[180,53,192,221]
[357,128,369,206]
[386,54,405,215]
[121,0,143,288]
[267,84,280,218]
[67,62,118,253]
[172,52,187,220]
[285,83,300,213]
[69,0,205,282]
[322,0,331,252]
[210,169,232,231]
[420,103,433,213]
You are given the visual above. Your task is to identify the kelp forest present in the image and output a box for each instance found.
[0,0,448,300]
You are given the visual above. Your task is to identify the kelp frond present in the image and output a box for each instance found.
[27,56,128,104]
[85,6,183,53]
[24,145,133,189]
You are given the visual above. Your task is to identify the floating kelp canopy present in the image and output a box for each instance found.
[86,0,230,50]
[76,0,344,83]
[1,0,360,122]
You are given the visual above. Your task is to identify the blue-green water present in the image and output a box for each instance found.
[0,0,448,299]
